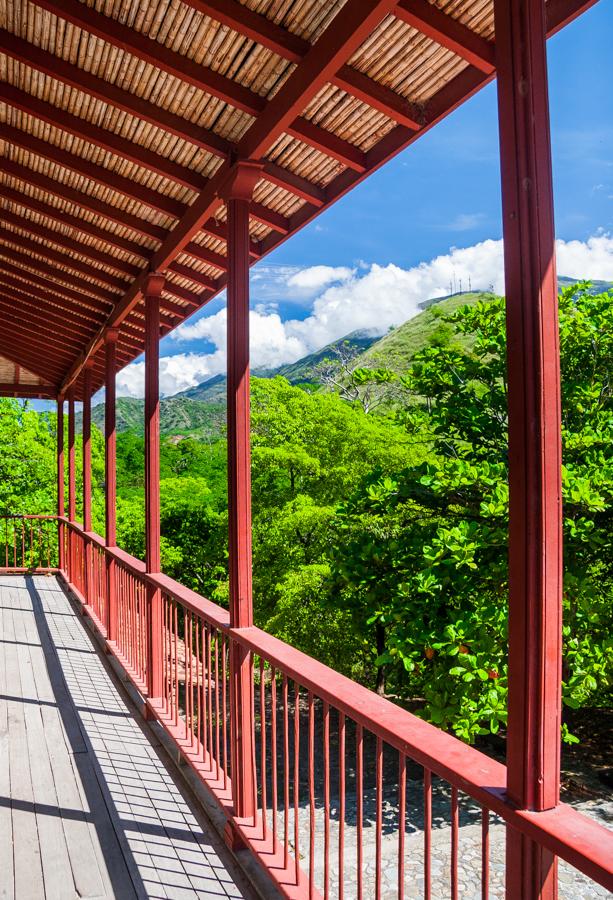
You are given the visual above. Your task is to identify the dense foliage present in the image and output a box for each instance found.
[2,283,610,743]
[330,284,612,739]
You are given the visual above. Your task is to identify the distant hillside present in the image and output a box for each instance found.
[82,395,225,437]
[173,329,382,403]
[357,291,495,373]
[81,278,611,435]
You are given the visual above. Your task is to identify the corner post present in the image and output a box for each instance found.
[57,394,65,571]
[105,328,119,643]
[82,362,93,609]
[67,386,76,581]
[221,161,263,825]
[495,1,562,896]
[144,272,164,702]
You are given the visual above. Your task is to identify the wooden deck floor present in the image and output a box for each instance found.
[0,575,255,900]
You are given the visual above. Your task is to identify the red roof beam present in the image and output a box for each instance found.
[0,329,72,372]
[0,29,327,206]
[0,181,151,261]
[0,382,56,398]
[394,0,495,74]
[0,82,208,194]
[0,338,65,382]
[4,124,186,220]
[0,305,85,356]
[0,206,142,279]
[0,28,231,159]
[1,158,167,244]
[0,258,115,314]
[178,0,423,127]
[183,242,227,272]
[28,0,372,175]
[0,225,130,292]
[0,293,98,342]
[58,0,401,392]
[0,244,121,304]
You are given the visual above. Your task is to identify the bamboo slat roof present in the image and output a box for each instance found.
[0,0,596,398]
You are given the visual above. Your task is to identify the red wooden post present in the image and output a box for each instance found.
[56,394,65,571]
[144,272,164,701]
[495,1,562,896]
[67,386,76,581]
[105,328,118,642]
[223,161,263,825]
[82,362,93,608]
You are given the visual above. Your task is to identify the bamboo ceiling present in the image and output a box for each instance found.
[0,0,597,398]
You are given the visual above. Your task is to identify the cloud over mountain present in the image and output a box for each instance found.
[115,234,613,398]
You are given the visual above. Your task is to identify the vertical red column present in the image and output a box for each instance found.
[223,161,262,825]
[82,364,93,533]
[144,272,164,702]
[495,1,562,897]
[67,386,76,581]
[105,328,119,643]
[82,363,93,610]
[68,387,76,522]
[56,394,65,571]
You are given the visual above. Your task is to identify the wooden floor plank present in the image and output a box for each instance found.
[0,575,253,900]
[0,601,16,900]
[12,583,76,900]
[6,594,46,898]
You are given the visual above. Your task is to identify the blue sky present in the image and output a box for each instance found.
[88,3,613,398]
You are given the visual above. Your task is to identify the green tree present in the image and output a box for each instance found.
[330,285,613,740]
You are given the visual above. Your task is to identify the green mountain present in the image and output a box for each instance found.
[82,395,225,437]
[173,329,381,403]
[356,291,495,373]
[83,280,612,435]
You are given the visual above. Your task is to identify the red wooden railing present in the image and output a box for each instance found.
[0,514,59,571]
[5,515,612,898]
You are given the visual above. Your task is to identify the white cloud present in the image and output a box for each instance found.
[116,234,613,398]
[286,265,354,292]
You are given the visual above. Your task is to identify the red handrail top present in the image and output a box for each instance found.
[146,571,230,629]
[231,625,613,892]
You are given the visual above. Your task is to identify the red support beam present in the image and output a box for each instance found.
[495,1,562,897]
[224,163,261,826]
[67,389,76,523]
[144,272,164,702]
[57,394,65,571]
[82,363,93,609]
[105,328,118,643]
[82,365,93,533]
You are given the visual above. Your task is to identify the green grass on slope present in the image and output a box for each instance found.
[357,292,497,373]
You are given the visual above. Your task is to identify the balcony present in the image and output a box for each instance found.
[0,516,610,898]
[1,0,612,895]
